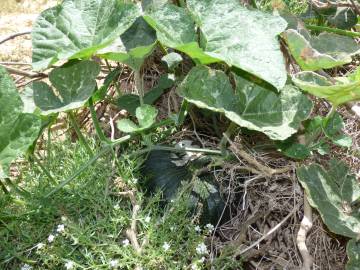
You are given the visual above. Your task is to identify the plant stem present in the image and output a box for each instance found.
[45,135,131,198]
[134,70,144,106]
[47,126,52,165]
[220,122,238,154]
[0,180,9,194]
[177,99,188,126]
[89,97,109,143]
[68,111,93,156]
[178,0,185,7]
[306,24,360,38]
[129,145,222,158]
[33,155,56,184]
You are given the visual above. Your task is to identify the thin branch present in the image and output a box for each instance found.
[309,0,360,10]
[223,133,291,177]
[0,65,46,79]
[235,205,299,256]
[349,0,360,16]
[114,191,142,254]
[0,31,31,45]
[297,196,313,270]
[0,62,32,66]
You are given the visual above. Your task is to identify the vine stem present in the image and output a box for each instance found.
[129,145,222,158]
[219,122,238,154]
[0,180,9,194]
[306,24,360,38]
[89,97,109,143]
[33,155,56,184]
[45,135,131,198]
[134,70,144,106]
[68,111,93,156]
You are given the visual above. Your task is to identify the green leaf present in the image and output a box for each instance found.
[32,0,140,70]
[297,161,360,239]
[178,66,312,140]
[292,71,360,106]
[143,3,218,64]
[283,29,360,71]
[33,60,101,115]
[136,104,158,129]
[0,67,41,178]
[276,139,311,160]
[98,17,157,70]
[117,105,158,133]
[323,112,352,147]
[117,74,174,115]
[162,52,183,71]
[187,0,288,89]
[116,119,140,133]
[346,239,360,270]
[93,67,121,103]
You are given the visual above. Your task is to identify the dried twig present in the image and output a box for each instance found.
[223,133,291,177]
[0,65,46,79]
[0,31,31,45]
[349,0,360,16]
[113,191,143,254]
[235,205,299,256]
[297,196,313,270]
[309,0,360,10]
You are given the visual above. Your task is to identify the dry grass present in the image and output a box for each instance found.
[0,0,56,15]
[0,0,57,63]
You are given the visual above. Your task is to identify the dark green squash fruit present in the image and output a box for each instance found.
[140,149,229,225]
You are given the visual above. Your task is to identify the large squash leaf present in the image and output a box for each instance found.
[297,161,360,239]
[143,3,217,65]
[0,67,41,178]
[32,0,140,70]
[187,0,288,89]
[33,60,100,115]
[292,71,360,106]
[283,29,360,71]
[178,66,312,140]
[347,239,360,270]
[98,17,157,70]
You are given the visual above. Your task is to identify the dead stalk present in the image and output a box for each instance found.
[223,133,291,177]
[297,195,313,270]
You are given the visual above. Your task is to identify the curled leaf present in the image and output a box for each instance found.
[178,66,312,140]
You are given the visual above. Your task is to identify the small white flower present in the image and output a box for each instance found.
[36,242,45,250]
[48,234,55,243]
[57,224,65,233]
[194,225,201,233]
[162,242,170,251]
[122,239,130,247]
[205,224,215,233]
[64,261,74,270]
[114,204,120,210]
[20,264,32,270]
[109,259,119,268]
[191,264,198,270]
[199,257,206,263]
[144,216,151,223]
[61,216,68,222]
[196,243,208,255]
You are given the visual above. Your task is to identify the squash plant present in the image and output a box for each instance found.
[0,0,359,267]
